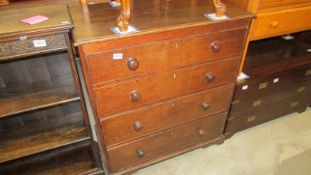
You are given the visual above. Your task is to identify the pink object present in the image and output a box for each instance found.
[22,15,49,25]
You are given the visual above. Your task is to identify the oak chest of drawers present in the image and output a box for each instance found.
[70,1,253,174]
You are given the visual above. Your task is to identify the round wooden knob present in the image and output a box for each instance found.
[201,102,209,111]
[134,121,143,131]
[130,90,141,103]
[127,58,139,70]
[210,41,221,53]
[137,149,145,158]
[198,129,206,136]
[205,72,215,82]
[271,21,279,28]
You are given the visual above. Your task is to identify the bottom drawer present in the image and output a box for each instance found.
[226,96,310,136]
[107,112,227,172]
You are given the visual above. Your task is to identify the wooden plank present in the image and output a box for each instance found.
[0,85,80,118]
[0,112,90,163]
[0,141,101,175]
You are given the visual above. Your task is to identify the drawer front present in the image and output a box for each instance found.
[86,29,246,84]
[0,34,67,60]
[231,79,311,117]
[107,112,226,172]
[226,96,310,135]
[94,58,239,117]
[235,65,311,101]
[251,6,311,40]
[102,85,234,146]
[257,0,311,12]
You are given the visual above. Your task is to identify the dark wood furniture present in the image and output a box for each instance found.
[225,31,311,137]
[224,0,311,137]
[70,0,253,174]
[0,5,104,174]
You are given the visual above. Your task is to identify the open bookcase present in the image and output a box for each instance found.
[0,5,104,174]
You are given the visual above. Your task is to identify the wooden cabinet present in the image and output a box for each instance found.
[71,0,252,174]
[0,5,103,174]
[225,0,311,40]
[251,6,311,40]
[226,31,311,137]
[223,0,311,137]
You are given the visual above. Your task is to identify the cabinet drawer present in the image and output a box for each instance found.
[94,58,239,117]
[231,79,311,117]
[0,34,67,60]
[251,6,311,40]
[226,96,310,135]
[257,0,311,12]
[102,85,234,146]
[86,29,246,84]
[107,112,226,173]
[235,65,311,101]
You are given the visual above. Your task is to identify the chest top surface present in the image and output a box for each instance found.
[70,0,254,46]
[0,5,73,38]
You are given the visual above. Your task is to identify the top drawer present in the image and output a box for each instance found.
[257,0,311,12]
[0,34,67,61]
[251,6,311,40]
[85,29,246,84]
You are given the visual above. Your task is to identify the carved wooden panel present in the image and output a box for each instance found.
[0,34,67,60]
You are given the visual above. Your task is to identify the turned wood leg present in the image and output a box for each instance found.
[212,0,226,17]
[117,0,131,32]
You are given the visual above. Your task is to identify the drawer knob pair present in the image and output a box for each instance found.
[205,72,215,82]
[134,121,143,131]
[137,149,145,158]
[130,90,141,102]
[210,41,221,53]
[127,58,139,70]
